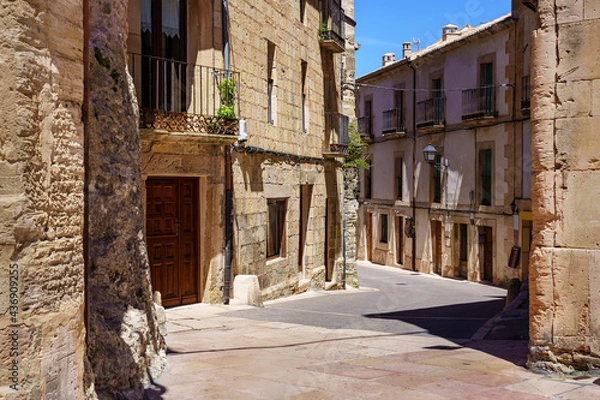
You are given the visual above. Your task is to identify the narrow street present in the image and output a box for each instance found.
[147,262,600,399]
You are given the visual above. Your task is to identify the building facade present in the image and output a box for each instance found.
[355,3,535,287]
[126,0,357,305]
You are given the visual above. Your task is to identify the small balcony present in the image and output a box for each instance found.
[357,116,373,142]
[382,108,407,137]
[521,75,530,111]
[319,0,345,53]
[128,53,240,136]
[324,112,349,157]
[462,86,497,122]
[417,97,445,130]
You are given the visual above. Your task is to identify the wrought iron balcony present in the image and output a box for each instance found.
[382,108,407,135]
[416,97,445,128]
[462,86,497,121]
[127,53,240,135]
[324,112,349,156]
[357,116,373,141]
[521,75,530,110]
[319,0,345,53]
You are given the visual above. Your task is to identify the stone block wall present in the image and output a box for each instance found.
[0,0,86,398]
[529,0,600,373]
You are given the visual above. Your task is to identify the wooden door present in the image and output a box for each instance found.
[483,226,493,281]
[366,213,373,261]
[432,221,442,274]
[146,178,199,307]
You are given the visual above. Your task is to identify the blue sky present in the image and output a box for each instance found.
[354,0,511,77]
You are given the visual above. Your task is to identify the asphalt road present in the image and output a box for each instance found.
[221,262,508,341]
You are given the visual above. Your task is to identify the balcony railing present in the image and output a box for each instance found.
[416,97,445,127]
[319,0,345,53]
[358,116,373,141]
[382,108,407,135]
[127,53,240,135]
[462,86,497,120]
[521,75,530,110]
[325,112,349,155]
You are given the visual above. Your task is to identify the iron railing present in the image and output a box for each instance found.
[416,97,445,127]
[521,75,530,110]
[462,86,496,120]
[382,108,407,134]
[127,53,240,134]
[325,112,349,154]
[358,116,373,140]
[320,0,345,51]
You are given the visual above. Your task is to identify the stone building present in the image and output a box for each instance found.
[528,0,600,373]
[355,2,535,287]
[127,0,357,306]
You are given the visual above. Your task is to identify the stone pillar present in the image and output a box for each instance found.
[529,0,600,373]
[86,0,166,397]
[0,0,86,398]
[343,167,359,288]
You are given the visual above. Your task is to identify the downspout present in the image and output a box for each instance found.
[83,0,90,343]
[222,0,232,304]
[340,52,346,289]
[408,60,417,271]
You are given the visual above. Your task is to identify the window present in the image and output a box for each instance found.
[379,214,388,244]
[395,157,403,201]
[267,199,286,258]
[141,0,187,111]
[479,149,492,206]
[459,223,468,262]
[364,160,372,199]
[480,62,494,114]
[301,61,308,132]
[432,155,442,204]
[300,0,307,23]
[432,78,443,123]
[267,41,276,124]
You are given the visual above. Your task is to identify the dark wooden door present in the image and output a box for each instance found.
[146,178,198,307]
[483,226,493,282]
[432,221,442,275]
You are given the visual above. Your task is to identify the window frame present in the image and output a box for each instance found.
[267,198,287,259]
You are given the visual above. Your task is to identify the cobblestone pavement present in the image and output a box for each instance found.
[146,267,600,399]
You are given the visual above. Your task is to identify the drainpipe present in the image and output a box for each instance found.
[408,60,417,271]
[83,0,90,344]
[340,52,346,289]
[222,0,232,303]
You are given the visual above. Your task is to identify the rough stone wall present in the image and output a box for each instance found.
[227,0,353,297]
[86,0,166,397]
[529,0,600,373]
[0,0,87,398]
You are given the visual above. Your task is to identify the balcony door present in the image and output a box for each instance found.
[141,0,187,111]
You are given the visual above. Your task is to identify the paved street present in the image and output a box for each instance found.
[146,262,600,399]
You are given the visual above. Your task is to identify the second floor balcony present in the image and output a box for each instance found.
[324,112,349,156]
[462,86,497,122]
[417,97,445,129]
[382,108,407,136]
[128,53,240,136]
[319,0,345,53]
[358,116,373,142]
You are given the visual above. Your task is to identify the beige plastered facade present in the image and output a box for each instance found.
[356,3,535,288]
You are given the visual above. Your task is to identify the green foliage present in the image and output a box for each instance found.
[343,124,370,170]
[217,77,236,120]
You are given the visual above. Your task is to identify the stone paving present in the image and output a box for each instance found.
[146,290,600,400]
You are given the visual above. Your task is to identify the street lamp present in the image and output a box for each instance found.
[423,143,448,170]
[423,143,438,164]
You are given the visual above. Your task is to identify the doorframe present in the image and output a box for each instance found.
[143,175,204,306]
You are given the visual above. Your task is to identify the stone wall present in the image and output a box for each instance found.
[0,0,87,398]
[529,0,600,373]
[86,0,166,397]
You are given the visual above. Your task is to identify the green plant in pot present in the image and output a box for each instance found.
[217,77,236,120]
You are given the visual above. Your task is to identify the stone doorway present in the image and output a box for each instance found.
[146,178,200,307]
